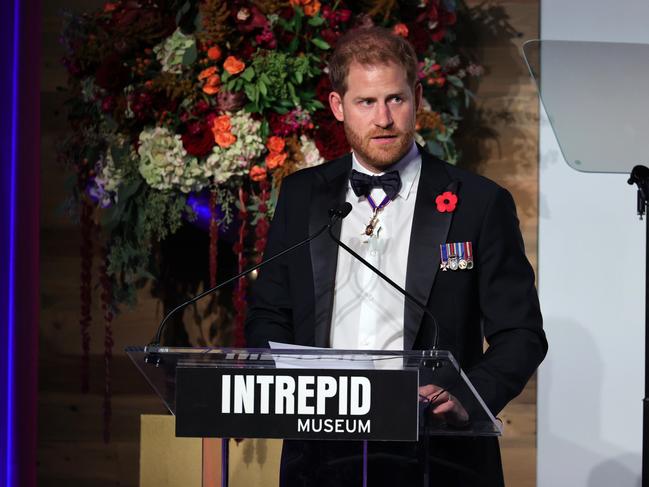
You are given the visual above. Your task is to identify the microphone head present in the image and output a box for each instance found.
[329,202,353,220]
[339,202,353,218]
[629,165,649,184]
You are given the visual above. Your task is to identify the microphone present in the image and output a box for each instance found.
[628,165,649,218]
[148,203,352,348]
[327,215,441,350]
[329,202,353,219]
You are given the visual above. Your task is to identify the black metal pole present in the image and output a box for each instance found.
[627,165,649,487]
[644,214,649,487]
[222,438,229,487]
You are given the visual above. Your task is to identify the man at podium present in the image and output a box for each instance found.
[246,26,547,487]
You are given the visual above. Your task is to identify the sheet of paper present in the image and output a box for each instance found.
[268,341,376,369]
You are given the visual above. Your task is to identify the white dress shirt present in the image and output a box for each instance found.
[330,143,421,350]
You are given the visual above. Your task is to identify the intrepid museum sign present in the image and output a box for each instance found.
[175,368,419,441]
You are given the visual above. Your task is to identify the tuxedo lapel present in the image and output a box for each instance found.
[309,155,351,347]
[404,152,458,350]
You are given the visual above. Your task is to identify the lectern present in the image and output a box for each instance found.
[128,346,501,486]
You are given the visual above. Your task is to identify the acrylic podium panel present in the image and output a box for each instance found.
[126,346,502,440]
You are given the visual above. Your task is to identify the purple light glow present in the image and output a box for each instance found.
[187,192,226,233]
[5,0,19,483]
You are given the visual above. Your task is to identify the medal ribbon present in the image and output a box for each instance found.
[367,195,391,212]
[440,244,448,268]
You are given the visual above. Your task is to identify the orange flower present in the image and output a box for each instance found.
[198,66,218,81]
[250,165,267,182]
[212,115,232,133]
[223,56,245,75]
[207,46,222,61]
[393,23,409,37]
[215,131,237,148]
[304,0,321,16]
[265,151,288,170]
[266,136,286,153]
[202,74,221,95]
[289,0,302,5]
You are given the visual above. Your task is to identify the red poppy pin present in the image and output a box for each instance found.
[435,191,458,213]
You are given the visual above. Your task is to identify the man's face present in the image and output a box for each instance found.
[329,61,422,173]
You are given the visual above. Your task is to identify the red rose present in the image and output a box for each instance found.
[315,75,332,103]
[182,121,215,157]
[320,28,340,47]
[337,9,352,23]
[193,100,210,115]
[234,6,268,33]
[268,112,291,137]
[407,24,431,54]
[313,113,350,161]
[431,28,447,43]
[278,6,295,20]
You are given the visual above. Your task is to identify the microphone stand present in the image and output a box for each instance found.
[326,226,440,351]
[628,164,649,486]
[148,206,350,349]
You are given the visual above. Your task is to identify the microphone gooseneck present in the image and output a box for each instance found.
[327,223,441,350]
[148,203,351,348]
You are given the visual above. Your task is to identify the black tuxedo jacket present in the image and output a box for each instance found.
[245,149,547,485]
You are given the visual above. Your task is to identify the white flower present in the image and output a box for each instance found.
[153,29,195,74]
[299,135,325,168]
[138,126,209,193]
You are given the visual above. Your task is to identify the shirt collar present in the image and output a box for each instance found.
[350,143,421,200]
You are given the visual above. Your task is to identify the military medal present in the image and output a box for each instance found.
[458,242,468,270]
[363,194,391,238]
[440,244,449,271]
[365,208,380,236]
[448,243,459,271]
[465,241,474,269]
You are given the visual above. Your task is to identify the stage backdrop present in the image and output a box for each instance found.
[537,0,649,485]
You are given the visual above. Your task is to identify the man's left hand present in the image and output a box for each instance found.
[419,384,469,427]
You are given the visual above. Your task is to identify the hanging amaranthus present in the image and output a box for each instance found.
[79,198,94,393]
[254,179,271,262]
[209,190,219,287]
[232,188,248,347]
[99,247,114,443]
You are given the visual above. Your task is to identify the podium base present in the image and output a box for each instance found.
[139,415,282,487]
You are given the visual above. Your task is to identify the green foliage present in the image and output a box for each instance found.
[106,184,196,305]
[223,50,323,113]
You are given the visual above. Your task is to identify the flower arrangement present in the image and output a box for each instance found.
[60,0,482,342]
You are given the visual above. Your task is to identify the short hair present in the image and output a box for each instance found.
[328,26,419,95]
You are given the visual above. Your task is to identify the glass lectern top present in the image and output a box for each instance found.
[523,40,649,173]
